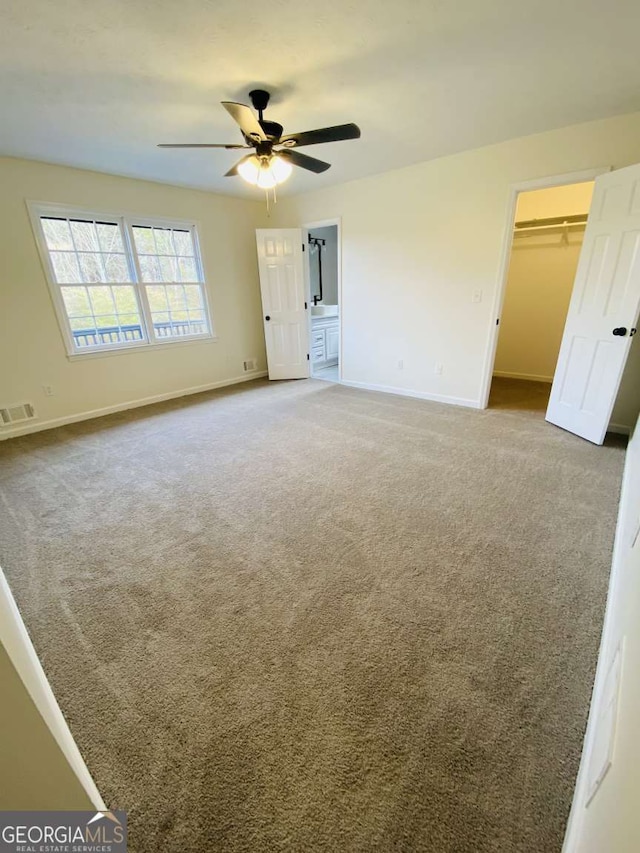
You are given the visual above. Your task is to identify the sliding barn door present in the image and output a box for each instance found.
[256,229,309,380]
[546,163,640,444]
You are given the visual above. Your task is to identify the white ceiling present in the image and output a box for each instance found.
[2,0,640,198]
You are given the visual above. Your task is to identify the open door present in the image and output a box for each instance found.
[546,163,640,444]
[256,229,309,380]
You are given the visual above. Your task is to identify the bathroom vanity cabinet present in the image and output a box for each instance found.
[310,315,339,367]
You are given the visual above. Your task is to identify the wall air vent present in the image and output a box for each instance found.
[0,403,36,426]
[243,359,257,373]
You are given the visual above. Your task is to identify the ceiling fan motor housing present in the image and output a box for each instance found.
[249,89,271,112]
[260,120,283,140]
[248,90,282,140]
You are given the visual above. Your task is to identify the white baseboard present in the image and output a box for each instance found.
[340,379,481,409]
[493,370,553,383]
[0,371,268,440]
[608,422,632,436]
[313,357,339,370]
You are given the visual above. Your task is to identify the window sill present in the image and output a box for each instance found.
[66,334,218,362]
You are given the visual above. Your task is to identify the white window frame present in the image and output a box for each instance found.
[27,201,215,358]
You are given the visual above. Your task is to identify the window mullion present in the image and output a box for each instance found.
[122,217,154,344]
[190,225,212,334]
[64,222,95,347]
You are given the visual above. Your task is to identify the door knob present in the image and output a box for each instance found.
[612,327,627,336]
[265,315,271,321]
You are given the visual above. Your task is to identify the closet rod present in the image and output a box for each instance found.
[514,222,587,235]
[514,212,589,230]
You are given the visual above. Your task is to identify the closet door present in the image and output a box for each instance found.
[546,163,640,444]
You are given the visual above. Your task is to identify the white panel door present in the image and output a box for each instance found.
[546,163,640,444]
[256,229,309,380]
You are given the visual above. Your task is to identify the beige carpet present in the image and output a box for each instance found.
[488,376,552,413]
[0,378,625,852]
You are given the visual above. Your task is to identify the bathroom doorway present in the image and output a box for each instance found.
[304,219,341,383]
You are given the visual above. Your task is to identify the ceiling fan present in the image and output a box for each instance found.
[158,89,361,190]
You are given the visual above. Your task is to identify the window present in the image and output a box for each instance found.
[30,204,212,355]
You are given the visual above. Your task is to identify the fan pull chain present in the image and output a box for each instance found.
[264,185,278,217]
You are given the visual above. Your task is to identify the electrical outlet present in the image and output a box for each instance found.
[397,359,404,370]
[434,362,443,375]
[42,385,54,397]
[472,289,483,303]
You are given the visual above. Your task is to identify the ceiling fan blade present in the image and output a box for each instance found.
[158,143,250,149]
[224,154,255,177]
[278,149,331,174]
[221,102,266,143]
[279,123,360,148]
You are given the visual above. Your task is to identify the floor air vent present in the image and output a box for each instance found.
[1,403,36,426]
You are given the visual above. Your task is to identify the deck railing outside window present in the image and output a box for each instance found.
[71,320,207,348]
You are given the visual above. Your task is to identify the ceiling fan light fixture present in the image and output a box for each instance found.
[256,163,277,190]
[238,154,289,189]
[237,155,261,185]
[270,155,292,184]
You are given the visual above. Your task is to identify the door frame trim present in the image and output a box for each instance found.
[302,218,343,382]
[478,166,612,410]
[0,567,105,809]
[255,228,309,380]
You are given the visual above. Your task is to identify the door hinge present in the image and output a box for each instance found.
[307,353,310,360]
[302,244,305,252]
[496,318,500,326]
[304,301,308,310]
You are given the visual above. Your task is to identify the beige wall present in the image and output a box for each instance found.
[0,157,267,436]
[0,643,93,809]
[494,241,583,381]
[272,112,640,422]
[494,182,594,383]
[515,181,595,220]
[613,336,640,429]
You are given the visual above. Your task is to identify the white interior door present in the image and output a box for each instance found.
[546,163,640,444]
[256,229,309,380]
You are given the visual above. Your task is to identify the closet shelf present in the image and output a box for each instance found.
[514,213,589,236]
